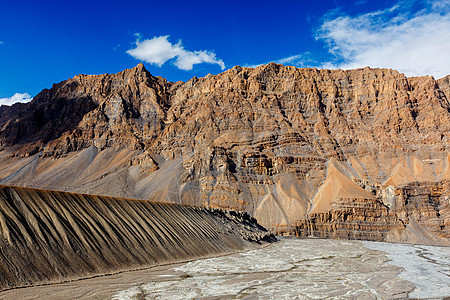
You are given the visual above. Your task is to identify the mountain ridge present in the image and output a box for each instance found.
[0,63,449,245]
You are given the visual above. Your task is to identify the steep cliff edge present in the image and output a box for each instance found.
[0,185,275,290]
[0,63,449,245]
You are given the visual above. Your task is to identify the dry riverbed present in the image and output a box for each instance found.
[1,238,449,299]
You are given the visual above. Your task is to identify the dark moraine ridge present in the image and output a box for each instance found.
[0,185,275,291]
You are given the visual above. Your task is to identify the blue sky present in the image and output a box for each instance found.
[1,0,449,105]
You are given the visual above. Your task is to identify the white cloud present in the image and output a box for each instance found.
[127,35,225,71]
[245,54,308,68]
[0,93,33,106]
[275,54,304,65]
[316,0,450,78]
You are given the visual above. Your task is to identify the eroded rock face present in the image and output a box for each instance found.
[294,181,449,245]
[0,63,449,244]
[294,198,405,241]
[0,63,172,157]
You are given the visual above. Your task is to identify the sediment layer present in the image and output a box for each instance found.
[0,185,275,291]
[293,180,449,246]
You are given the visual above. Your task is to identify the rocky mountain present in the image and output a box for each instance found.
[1,63,449,245]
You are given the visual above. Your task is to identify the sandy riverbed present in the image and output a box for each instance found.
[3,238,448,299]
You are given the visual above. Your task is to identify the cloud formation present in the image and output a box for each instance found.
[127,35,225,71]
[0,93,33,106]
[245,54,308,68]
[275,54,305,65]
[316,0,450,78]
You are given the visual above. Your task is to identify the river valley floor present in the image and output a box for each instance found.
[1,238,448,299]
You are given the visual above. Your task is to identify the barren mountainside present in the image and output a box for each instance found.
[1,63,449,245]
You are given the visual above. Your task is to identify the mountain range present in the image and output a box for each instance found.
[1,63,448,245]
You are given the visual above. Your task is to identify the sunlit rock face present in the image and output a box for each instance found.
[1,63,449,244]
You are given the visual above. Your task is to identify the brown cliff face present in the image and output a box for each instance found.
[294,181,449,245]
[0,63,172,156]
[1,63,449,245]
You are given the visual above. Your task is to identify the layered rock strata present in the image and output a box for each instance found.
[292,180,449,245]
[0,63,449,244]
[0,185,275,290]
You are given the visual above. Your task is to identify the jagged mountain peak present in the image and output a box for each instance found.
[1,64,449,157]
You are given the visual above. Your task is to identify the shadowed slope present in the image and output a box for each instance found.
[0,185,275,291]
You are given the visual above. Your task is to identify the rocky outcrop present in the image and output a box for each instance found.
[0,64,173,157]
[292,180,449,245]
[0,63,449,245]
[294,198,405,241]
[0,185,275,290]
[386,180,449,243]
